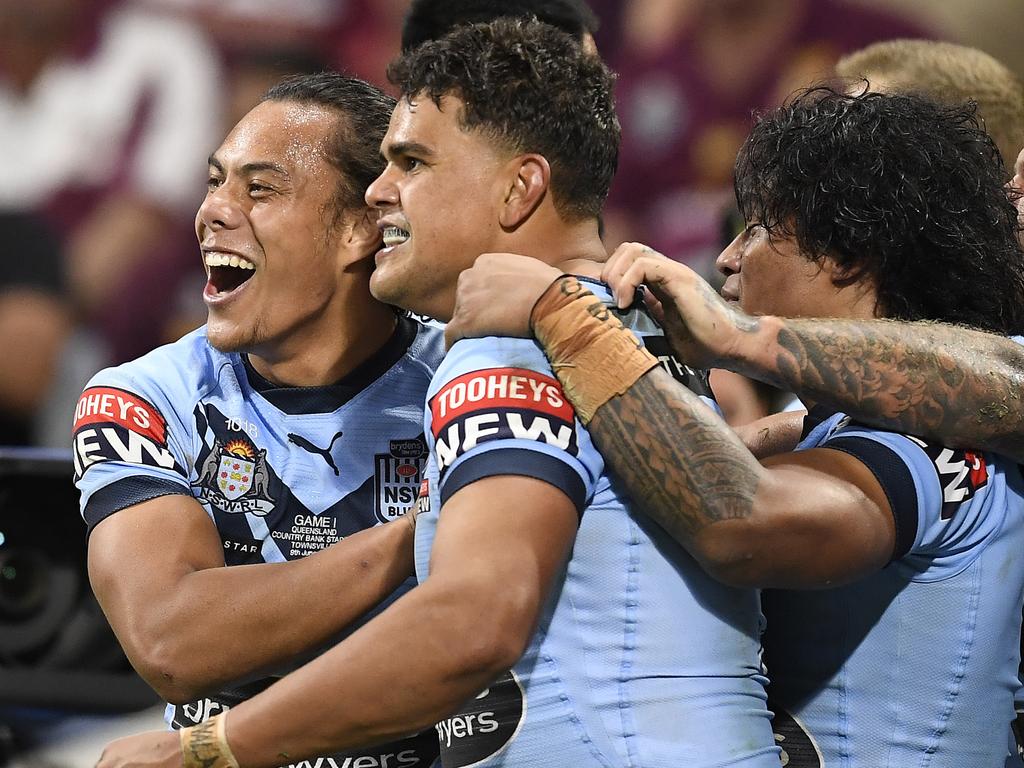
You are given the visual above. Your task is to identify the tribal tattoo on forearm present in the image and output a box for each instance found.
[589,367,761,542]
[762,319,1024,461]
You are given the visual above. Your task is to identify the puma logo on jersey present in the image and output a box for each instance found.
[288,431,344,476]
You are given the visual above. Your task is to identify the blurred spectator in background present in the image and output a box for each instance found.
[330,0,413,88]
[1,0,1018,448]
[400,0,599,53]
[0,0,222,444]
[145,0,340,53]
[602,0,928,273]
[836,38,1024,170]
[0,212,69,444]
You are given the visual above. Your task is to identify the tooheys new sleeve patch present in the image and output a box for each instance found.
[73,386,177,478]
[429,367,579,476]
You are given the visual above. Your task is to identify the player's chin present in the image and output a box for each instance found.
[206,319,254,354]
[369,266,405,306]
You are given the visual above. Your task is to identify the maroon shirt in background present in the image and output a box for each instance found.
[604,0,931,269]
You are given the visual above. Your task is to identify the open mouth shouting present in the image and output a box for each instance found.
[203,249,256,303]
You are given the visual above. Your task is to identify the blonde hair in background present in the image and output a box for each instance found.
[836,39,1024,169]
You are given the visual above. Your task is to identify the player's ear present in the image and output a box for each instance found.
[341,207,382,264]
[821,252,859,283]
[499,154,550,230]
[819,252,881,315]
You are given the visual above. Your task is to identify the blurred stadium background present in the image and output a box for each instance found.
[1,0,1021,765]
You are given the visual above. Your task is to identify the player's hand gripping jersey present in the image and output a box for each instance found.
[74,317,445,768]
[763,407,1024,767]
[415,279,780,767]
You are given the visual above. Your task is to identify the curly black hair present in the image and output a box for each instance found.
[388,17,619,221]
[735,86,1024,334]
[264,72,396,217]
[401,0,598,52]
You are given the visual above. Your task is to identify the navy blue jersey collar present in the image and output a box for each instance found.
[243,315,417,414]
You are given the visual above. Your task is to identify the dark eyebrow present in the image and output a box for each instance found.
[206,156,289,177]
[385,141,435,161]
[240,162,289,176]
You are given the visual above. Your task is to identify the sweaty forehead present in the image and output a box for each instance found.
[382,94,509,162]
[217,100,337,173]
[384,96,449,143]
[391,93,485,141]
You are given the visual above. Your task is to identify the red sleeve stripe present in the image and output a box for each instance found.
[74,386,167,445]
[430,367,575,425]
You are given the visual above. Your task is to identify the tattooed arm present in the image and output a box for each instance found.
[445,252,809,458]
[731,317,1024,460]
[519,273,896,589]
[445,257,898,586]
[588,365,896,588]
[603,244,1024,462]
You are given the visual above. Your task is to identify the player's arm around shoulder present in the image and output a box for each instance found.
[162,479,578,768]
[709,414,998,589]
[701,445,897,589]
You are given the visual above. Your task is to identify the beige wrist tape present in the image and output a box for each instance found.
[531,276,659,424]
[181,713,240,768]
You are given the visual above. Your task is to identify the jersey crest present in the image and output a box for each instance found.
[197,435,274,515]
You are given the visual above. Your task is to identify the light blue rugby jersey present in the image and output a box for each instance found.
[73,316,445,768]
[1010,335,1024,766]
[763,407,1024,768]
[413,280,780,768]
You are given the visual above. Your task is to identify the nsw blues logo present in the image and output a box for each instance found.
[374,438,426,524]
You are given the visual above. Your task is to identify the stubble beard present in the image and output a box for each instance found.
[207,311,265,355]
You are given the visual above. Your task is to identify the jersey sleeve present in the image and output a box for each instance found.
[73,364,194,532]
[820,421,996,575]
[425,336,603,516]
